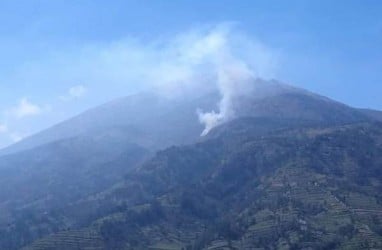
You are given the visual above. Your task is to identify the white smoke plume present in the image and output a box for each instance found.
[169,24,278,135]
[198,60,256,135]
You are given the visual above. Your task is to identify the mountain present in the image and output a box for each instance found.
[0,80,381,249]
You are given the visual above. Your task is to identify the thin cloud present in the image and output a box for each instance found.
[9,132,24,143]
[0,123,8,133]
[0,123,25,145]
[8,98,42,119]
[60,85,88,101]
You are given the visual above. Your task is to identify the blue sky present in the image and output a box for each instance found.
[0,0,381,148]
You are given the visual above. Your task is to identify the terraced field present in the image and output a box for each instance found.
[23,229,105,250]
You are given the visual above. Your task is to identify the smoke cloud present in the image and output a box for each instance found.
[156,24,277,135]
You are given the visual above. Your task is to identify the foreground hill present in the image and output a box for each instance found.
[0,80,381,249]
[24,117,382,250]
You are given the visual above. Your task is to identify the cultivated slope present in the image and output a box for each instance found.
[26,118,382,250]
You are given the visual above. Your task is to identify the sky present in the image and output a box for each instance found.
[0,0,381,148]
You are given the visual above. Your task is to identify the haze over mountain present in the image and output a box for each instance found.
[0,79,381,249]
[0,79,374,157]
